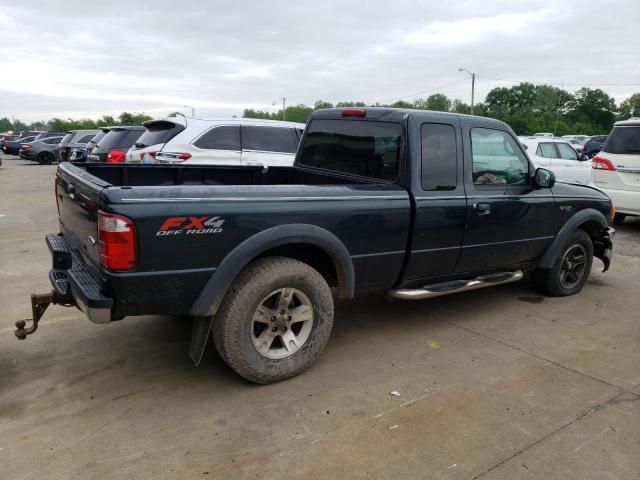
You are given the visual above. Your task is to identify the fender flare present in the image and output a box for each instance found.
[188,224,355,366]
[536,208,608,269]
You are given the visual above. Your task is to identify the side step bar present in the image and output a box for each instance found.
[387,270,524,300]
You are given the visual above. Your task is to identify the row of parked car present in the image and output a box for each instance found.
[1,114,638,223]
[1,117,306,167]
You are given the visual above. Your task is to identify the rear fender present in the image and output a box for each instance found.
[188,224,355,365]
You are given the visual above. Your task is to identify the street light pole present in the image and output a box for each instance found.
[282,97,286,121]
[458,68,476,115]
[183,105,195,117]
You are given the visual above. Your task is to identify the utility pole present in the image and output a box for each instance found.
[282,97,286,121]
[183,105,195,117]
[458,68,476,115]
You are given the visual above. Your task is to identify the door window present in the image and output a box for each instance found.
[536,143,557,158]
[556,143,579,160]
[242,126,298,153]
[421,123,457,191]
[471,128,529,186]
[193,126,241,150]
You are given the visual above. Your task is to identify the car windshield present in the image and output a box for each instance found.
[603,126,640,153]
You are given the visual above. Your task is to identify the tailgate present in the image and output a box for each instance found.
[55,163,111,268]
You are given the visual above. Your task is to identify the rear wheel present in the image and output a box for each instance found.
[533,230,593,296]
[37,152,55,165]
[212,257,334,384]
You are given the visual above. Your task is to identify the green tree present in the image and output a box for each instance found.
[0,117,13,132]
[118,112,152,125]
[618,93,640,119]
[567,88,616,133]
[314,100,334,110]
[424,93,451,111]
[168,111,185,118]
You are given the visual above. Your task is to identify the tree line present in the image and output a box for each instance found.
[0,112,154,134]
[245,85,640,136]
[2,85,639,137]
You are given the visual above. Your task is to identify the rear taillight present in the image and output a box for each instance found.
[107,149,126,163]
[156,152,192,162]
[98,211,137,271]
[592,156,615,171]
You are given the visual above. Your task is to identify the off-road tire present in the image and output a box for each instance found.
[212,256,334,384]
[533,230,593,297]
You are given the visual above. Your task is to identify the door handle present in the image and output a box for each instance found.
[473,202,491,215]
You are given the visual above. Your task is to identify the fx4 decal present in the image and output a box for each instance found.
[156,216,225,236]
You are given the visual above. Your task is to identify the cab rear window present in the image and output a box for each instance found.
[299,119,401,181]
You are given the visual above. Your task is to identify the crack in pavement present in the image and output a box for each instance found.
[470,391,638,479]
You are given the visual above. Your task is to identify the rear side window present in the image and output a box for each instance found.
[299,119,401,181]
[557,143,579,160]
[421,123,457,191]
[44,137,62,145]
[136,121,185,147]
[471,128,529,186]
[603,126,640,154]
[536,143,556,158]
[193,125,241,150]
[90,131,107,144]
[242,126,298,153]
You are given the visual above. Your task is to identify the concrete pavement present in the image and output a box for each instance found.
[1,154,639,479]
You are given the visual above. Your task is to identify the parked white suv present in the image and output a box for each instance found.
[520,137,591,184]
[126,117,305,166]
[591,118,640,224]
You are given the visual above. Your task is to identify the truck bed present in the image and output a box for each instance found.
[76,162,383,187]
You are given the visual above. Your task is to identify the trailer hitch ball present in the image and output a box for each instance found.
[15,292,59,340]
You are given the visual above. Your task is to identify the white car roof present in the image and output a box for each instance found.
[520,137,574,147]
[614,117,640,126]
[146,116,305,130]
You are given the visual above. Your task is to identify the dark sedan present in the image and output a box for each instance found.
[2,136,37,155]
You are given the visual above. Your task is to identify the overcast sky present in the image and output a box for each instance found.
[0,0,639,122]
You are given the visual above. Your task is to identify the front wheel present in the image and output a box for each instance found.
[533,230,594,296]
[37,152,54,165]
[212,257,334,384]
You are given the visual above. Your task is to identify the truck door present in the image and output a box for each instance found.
[456,125,556,273]
[403,120,467,281]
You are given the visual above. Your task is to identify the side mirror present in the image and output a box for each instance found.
[534,168,555,188]
[579,153,588,161]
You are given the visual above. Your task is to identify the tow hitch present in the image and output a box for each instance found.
[15,292,74,340]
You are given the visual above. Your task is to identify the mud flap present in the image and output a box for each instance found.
[593,227,615,272]
[188,315,216,366]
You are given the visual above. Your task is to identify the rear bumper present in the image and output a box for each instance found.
[46,233,113,324]
[596,187,640,216]
[20,151,36,160]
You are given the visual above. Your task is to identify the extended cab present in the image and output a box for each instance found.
[17,108,615,383]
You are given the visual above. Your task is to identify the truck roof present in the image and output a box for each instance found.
[310,107,510,130]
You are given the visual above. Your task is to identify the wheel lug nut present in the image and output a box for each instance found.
[287,316,292,321]
[272,326,277,332]
[280,310,285,314]
[271,316,276,321]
